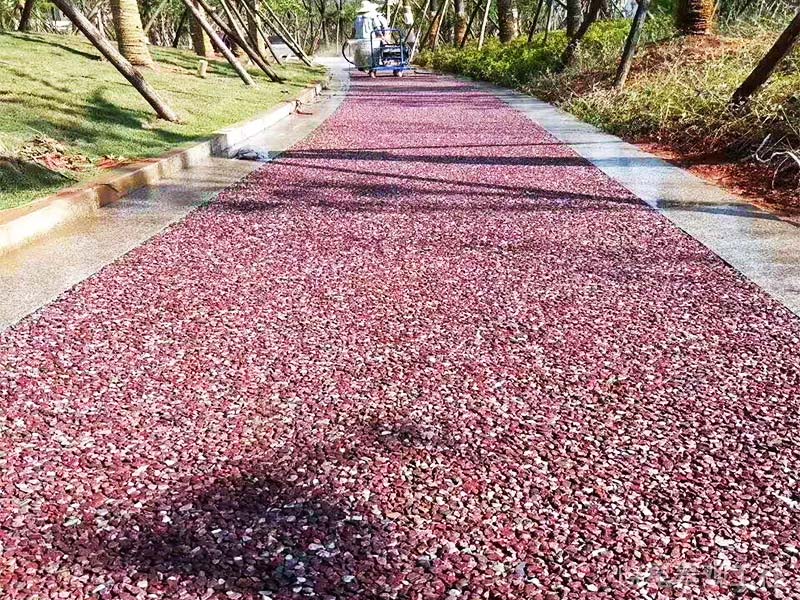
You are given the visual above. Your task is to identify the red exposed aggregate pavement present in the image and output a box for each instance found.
[1,73,800,599]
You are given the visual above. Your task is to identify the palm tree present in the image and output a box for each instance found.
[453,0,468,45]
[497,0,516,42]
[190,10,215,57]
[110,0,154,67]
[50,0,178,121]
[17,0,35,31]
[566,0,581,37]
[677,0,714,35]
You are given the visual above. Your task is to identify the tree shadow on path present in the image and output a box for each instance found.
[52,470,391,599]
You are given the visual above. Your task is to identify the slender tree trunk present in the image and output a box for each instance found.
[477,0,491,48]
[246,0,265,54]
[496,0,515,42]
[257,1,313,65]
[409,0,431,60]
[526,0,544,42]
[542,0,552,44]
[172,8,189,46]
[565,0,580,37]
[220,0,283,77]
[732,9,800,104]
[50,0,179,121]
[179,0,256,84]
[194,0,282,81]
[613,0,648,89]
[18,0,35,31]
[561,0,602,65]
[239,0,283,63]
[109,0,153,67]
[432,0,449,49]
[676,0,714,35]
[460,0,482,47]
[424,0,444,47]
[143,0,169,33]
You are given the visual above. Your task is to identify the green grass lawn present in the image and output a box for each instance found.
[0,32,326,210]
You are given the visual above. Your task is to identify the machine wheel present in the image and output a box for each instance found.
[369,70,376,78]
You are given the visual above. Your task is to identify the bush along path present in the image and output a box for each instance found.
[1,73,800,598]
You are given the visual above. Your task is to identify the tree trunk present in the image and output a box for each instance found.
[179,0,256,85]
[217,0,283,79]
[453,0,468,45]
[613,0,649,89]
[542,0,552,44]
[561,0,602,65]
[257,1,314,65]
[477,0,491,48]
[110,0,154,67]
[246,0,266,54]
[17,0,35,31]
[497,0,515,42]
[565,0,581,37]
[190,1,215,57]
[460,0,482,47]
[676,0,714,35]
[239,0,283,63]
[526,0,544,42]
[424,0,448,48]
[732,9,800,104]
[172,8,189,46]
[50,0,179,121]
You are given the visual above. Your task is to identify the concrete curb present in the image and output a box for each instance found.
[0,79,327,256]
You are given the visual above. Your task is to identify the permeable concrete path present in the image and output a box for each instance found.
[1,72,799,599]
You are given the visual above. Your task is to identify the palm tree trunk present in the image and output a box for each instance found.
[190,1,215,57]
[110,0,154,67]
[453,0,468,45]
[50,0,179,121]
[676,0,714,35]
[18,0,35,31]
[565,0,581,37]
[497,0,515,42]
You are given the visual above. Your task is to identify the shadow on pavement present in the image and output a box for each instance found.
[52,470,383,598]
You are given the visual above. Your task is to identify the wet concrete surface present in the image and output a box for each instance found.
[0,60,347,330]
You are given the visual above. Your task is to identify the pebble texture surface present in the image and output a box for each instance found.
[1,73,800,599]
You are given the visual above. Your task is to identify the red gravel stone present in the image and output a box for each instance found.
[1,73,799,599]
